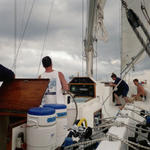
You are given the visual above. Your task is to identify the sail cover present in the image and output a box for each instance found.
[94,0,108,41]
[86,0,107,44]
[121,0,150,73]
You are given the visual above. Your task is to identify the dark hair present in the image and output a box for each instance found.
[133,79,138,82]
[42,56,52,68]
[111,73,117,78]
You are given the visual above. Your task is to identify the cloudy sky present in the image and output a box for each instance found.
[0,0,150,82]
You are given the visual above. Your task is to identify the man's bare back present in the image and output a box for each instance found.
[137,84,146,96]
[132,79,146,101]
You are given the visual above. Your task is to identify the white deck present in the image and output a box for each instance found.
[97,85,150,150]
[66,82,150,150]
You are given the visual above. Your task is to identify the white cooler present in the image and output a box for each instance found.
[27,107,56,150]
[44,104,67,147]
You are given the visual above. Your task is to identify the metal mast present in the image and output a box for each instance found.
[84,0,97,77]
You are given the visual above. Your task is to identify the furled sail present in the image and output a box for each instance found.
[94,0,108,41]
[121,0,150,74]
[85,0,107,77]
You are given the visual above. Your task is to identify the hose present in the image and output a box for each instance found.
[66,91,78,125]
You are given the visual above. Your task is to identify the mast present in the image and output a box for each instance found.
[84,0,97,77]
[84,0,107,77]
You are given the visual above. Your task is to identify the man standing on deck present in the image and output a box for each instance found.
[39,56,69,104]
[109,73,129,106]
[131,79,146,101]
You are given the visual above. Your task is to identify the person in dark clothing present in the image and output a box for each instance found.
[109,73,129,106]
[0,64,15,83]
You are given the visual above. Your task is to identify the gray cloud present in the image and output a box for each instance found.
[0,0,150,82]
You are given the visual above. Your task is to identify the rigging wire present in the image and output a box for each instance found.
[94,120,149,140]
[109,133,150,150]
[81,0,84,76]
[94,1,98,80]
[130,103,149,111]
[64,130,139,150]
[101,95,111,117]
[37,0,55,76]
[117,120,150,134]
[141,0,150,26]
[20,0,27,40]
[95,39,98,80]
[14,0,27,74]
[12,0,36,71]
[14,0,17,74]
[120,0,123,76]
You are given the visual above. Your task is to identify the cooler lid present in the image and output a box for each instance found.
[28,107,55,116]
[44,104,67,109]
